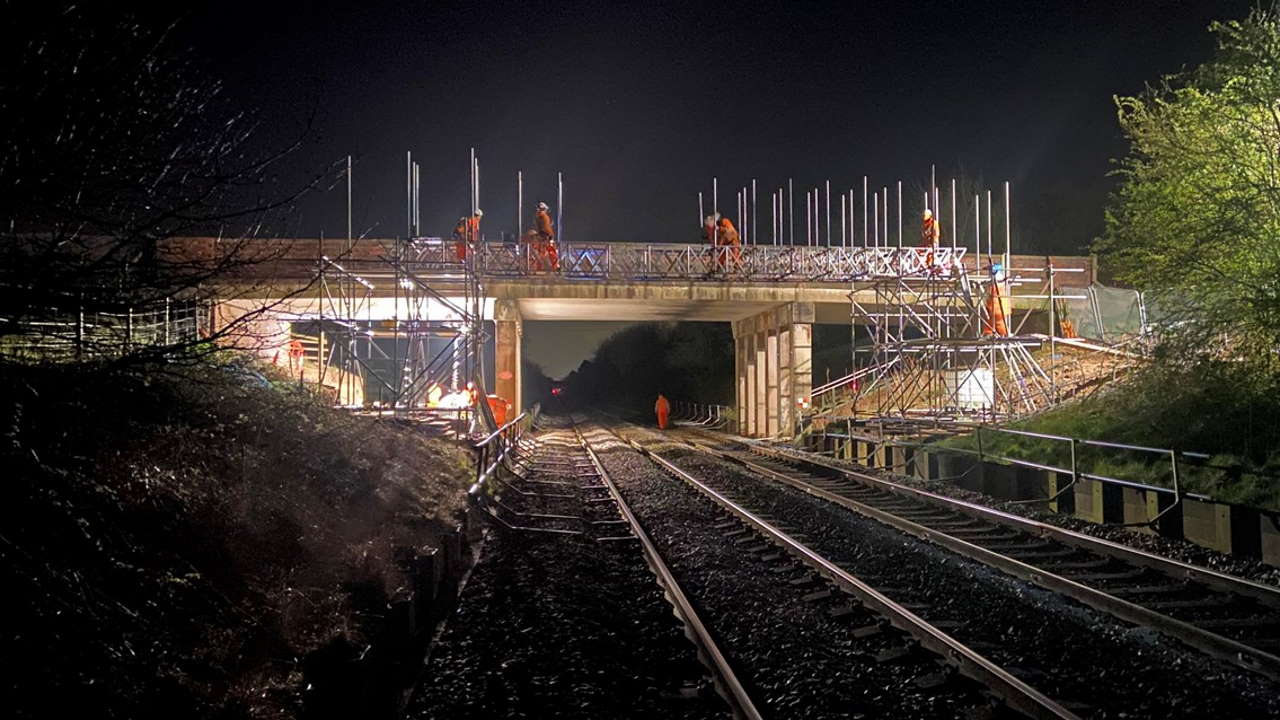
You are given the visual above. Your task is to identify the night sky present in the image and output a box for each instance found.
[171,0,1248,376]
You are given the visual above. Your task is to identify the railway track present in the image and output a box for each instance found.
[580,422,1078,719]
[608,421,1280,718]
[425,416,1280,717]
[679,431,1280,681]
[412,417,735,719]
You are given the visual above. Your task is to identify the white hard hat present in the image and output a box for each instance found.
[538,201,549,211]
[922,208,933,219]
[474,209,484,217]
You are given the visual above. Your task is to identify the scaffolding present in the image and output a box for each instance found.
[847,260,1053,431]
[294,151,489,430]
[822,254,1147,435]
[801,172,1151,436]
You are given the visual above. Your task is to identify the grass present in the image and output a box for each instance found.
[936,360,1280,510]
[0,356,472,718]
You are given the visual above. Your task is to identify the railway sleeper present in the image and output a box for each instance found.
[1061,568,1146,582]
[1000,548,1080,562]
[1037,558,1112,571]
[850,622,885,638]
[1106,582,1189,597]
[1190,616,1280,631]
[874,642,922,664]
[899,513,972,525]
[953,530,1024,543]
[1141,596,1239,611]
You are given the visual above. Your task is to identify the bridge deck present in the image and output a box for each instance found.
[210,238,1094,324]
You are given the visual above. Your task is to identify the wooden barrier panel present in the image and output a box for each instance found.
[1182,498,1233,555]
[1073,478,1105,524]
[1122,487,1156,535]
[1261,513,1280,566]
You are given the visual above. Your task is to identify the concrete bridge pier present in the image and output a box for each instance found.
[734,302,812,438]
[494,300,522,417]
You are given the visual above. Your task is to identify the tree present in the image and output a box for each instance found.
[0,4,333,364]
[1098,9,1280,367]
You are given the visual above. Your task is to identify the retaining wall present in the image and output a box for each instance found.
[815,436,1280,567]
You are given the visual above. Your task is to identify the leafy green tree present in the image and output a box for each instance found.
[1098,9,1280,367]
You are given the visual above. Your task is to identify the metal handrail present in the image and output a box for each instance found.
[469,403,541,496]
[470,242,967,283]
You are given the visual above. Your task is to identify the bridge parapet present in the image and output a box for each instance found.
[475,242,970,282]
[202,237,1093,290]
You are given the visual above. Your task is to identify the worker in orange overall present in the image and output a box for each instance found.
[655,393,671,430]
[468,209,483,246]
[451,217,469,261]
[920,208,941,273]
[287,338,305,367]
[716,216,741,273]
[486,394,510,428]
[533,201,559,271]
[983,263,1009,336]
[701,214,718,274]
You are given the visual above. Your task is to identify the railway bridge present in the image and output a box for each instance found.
[211,237,1095,436]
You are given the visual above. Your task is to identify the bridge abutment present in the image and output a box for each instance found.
[494,300,522,417]
[734,302,812,438]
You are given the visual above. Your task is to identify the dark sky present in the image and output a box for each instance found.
[171,0,1250,376]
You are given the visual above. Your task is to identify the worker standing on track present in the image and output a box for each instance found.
[533,201,559,271]
[716,216,741,273]
[486,394,510,428]
[655,393,671,430]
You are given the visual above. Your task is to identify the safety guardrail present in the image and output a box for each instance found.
[474,242,966,282]
[469,403,542,497]
[670,400,737,433]
[0,294,203,362]
[830,423,1217,520]
[380,239,970,283]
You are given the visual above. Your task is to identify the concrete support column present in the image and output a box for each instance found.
[765,327,779,436]
[778,325,792,437]
[745,331,759,436]
[778,302,813,437]
[494,300,523,416]
[754,329,767,436]
[735,333,747,434]
[733,302,813,439]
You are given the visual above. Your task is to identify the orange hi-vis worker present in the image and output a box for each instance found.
[533,202,559,271]
[468,210,482,243]
[452,217,469,261]
[486,394,510,428]
[655,394,671,430]
[920,208,941,248]
[983,265,1009,336]
[716,216,741,272]
[920,208,941,273]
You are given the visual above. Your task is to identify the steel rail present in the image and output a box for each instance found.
[749,441,1280,606]
[713,441,1280,681]
[623,433,1081,720]
[574,425,763,720]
